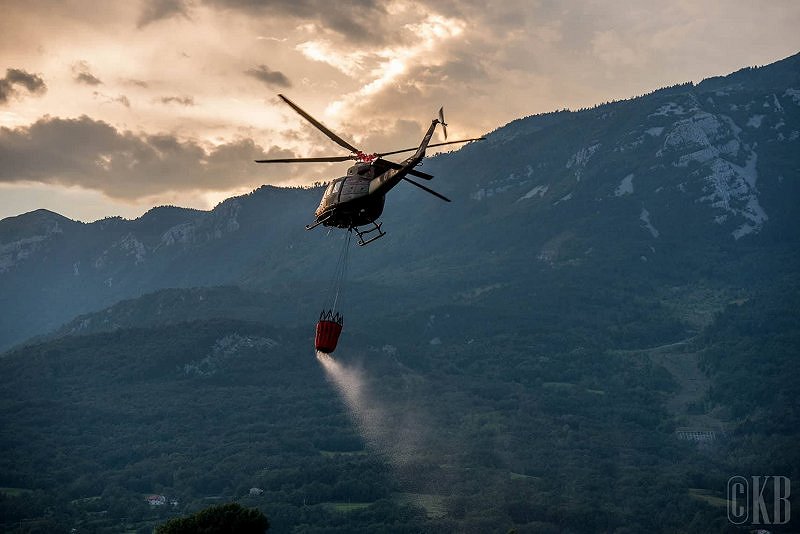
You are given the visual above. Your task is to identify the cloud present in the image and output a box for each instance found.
[75,73,103,85]
[203,0,392,44]
[591,30,643,67]
[92,91,131,108]
[0,68,47,104]
[245,65,292,88]
[309,11,467,121]
[351,118,425,155]
[0,115,306,199]
[294,40,369,77]
[124,79,149,88]
[2,0,800,216]
[72,61,103,86]
[138,0,190,28]
[159,95,196,106]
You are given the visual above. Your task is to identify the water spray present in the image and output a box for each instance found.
[316,351,422,468]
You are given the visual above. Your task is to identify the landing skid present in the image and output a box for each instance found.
[352,221,385,246]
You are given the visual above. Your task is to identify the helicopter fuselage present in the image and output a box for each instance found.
[315,161,392,228]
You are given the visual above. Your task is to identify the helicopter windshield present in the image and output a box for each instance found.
[318,178,345,213]
[325,179,343,198]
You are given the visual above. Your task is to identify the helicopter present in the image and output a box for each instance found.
[256,94,484,245]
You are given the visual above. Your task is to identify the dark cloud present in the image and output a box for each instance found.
[72,61,103,86]
[245,65,292,88]
[203,0,392,44]
[159,95,195,106]
[76,72,103,85]
[94,91,131,108]
[0,68,47,104]
[125,79,149,88]
[138,0,190,28]
[0,115,300,199]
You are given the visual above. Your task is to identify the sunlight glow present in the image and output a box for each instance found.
[294,11,465,122]
[295,40,368,77]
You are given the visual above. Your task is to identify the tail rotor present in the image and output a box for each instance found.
[438,107,448,140]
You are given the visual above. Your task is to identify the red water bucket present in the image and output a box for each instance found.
[315,320,343,353]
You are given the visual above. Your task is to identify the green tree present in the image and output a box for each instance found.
[155,502,269,534]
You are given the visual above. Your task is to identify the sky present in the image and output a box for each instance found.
[1,0,799,222]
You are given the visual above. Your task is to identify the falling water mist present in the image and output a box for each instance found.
[315,351,424,469]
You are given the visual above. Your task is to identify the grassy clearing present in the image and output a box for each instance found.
[70,495,102,505]
[394,493,446,518]
[658,285,734,330]
[509,472,540,481]
[611,335,727,431]
[322,501,373,512]
[688,488,729,508]
[0,487,33,497]
[318,449,367,457]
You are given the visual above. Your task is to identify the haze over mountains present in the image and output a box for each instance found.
[1,54,799,532]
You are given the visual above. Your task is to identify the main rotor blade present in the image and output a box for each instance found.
[278,94,360,154]
[402,177,451,202]
[255,155,355,163]
[408,168,435,181]
[373,158,434,180]
[376,137,486,157]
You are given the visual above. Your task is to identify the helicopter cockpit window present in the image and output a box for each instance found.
[324,180,343,198]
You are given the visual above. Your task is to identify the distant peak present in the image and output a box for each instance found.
[136,204,204,223]
[3,208,74,224]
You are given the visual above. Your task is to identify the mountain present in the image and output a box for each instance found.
[0,189,322,350]
[1,263,798,532]
[3,54,800,352]
[1,54,799,532]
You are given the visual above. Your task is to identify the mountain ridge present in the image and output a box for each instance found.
[2,52,799,351]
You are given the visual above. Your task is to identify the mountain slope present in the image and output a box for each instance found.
[2,53,799,351]
[2,277,798,532]
[1,53,799,533]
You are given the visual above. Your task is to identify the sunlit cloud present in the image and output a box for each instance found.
[305,12,466,123]
[72,61,103,86]
[295,40,369,77]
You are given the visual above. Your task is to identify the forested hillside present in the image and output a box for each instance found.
[1,53,799,532]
